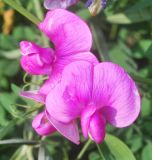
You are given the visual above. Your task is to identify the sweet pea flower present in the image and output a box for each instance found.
[20,9,98,143]
[20,9,98,103]
[45,61,140,143]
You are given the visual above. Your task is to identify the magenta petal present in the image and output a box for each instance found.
[89,112,106,143]
[44,0,79,10]
[39,73,62,96]
[46,84,80,123]
[46,111,80,144]
[38,79,53,96]
[39,52,98,97]
[93,62,141,127]
[38,9,92,56]
[61,61,94,105]
[20,91,45,104]
[45,61,94,123]
[81,105,96,139]
[20,41,54,75]
[32,112,56,136]
[54,52,98,74]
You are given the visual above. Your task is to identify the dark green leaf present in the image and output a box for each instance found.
[142,143,152,160]
[102,134,136,160]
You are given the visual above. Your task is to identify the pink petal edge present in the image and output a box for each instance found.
[46,111,80,144]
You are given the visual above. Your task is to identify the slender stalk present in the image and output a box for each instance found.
[33,0,50,47]
[96,144,106,160]
[76,139,92,160]
[3,0,40,25]
[0,139,39,145]
[91,24,110,61]
[33,0,44,20]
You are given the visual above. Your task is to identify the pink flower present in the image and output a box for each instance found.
[45,61,140,143]
[20,9,98,103]
[44,0,79,10]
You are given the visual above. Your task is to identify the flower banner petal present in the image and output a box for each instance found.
[38,9,92,56]
[61,61,94,105]
[93,62,140,127]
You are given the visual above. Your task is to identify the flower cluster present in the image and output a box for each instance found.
[20,9,140,144]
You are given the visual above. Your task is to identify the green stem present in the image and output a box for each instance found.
[0,139,39,145]
[96,144,106,160]
[33,0,44,20]
[76,139,92,160]
[3,0,40,25]
[91,24,110,61]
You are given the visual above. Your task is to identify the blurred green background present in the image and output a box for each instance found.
[0,0,152,159]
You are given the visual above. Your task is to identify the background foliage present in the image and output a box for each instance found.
[0,0,152,159]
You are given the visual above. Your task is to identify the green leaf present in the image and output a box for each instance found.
[106,0,152,24]
[10,145,34,160]
[77,9,91,20]
[102,134,136,160]
[11,84,21,95]
[89,152,100,160]
[128,136,143,152]
[0,105,8,125]
[141,97,151,117]
[4,61,20,77]
[0,120,16,139]
[0,93,17,113]
[13,26,37,42]
[139,40,152,53]
[142,143,152,160]
[3,0,40,25]
[109,44,137,73]
[0,59,20,77]
[0,77,9,89]
[145,44,152,60]
[0,49,20,59]
[0,34,17,50]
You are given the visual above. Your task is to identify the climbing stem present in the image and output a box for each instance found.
[77,139,92,160]
[96,144,106,160]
